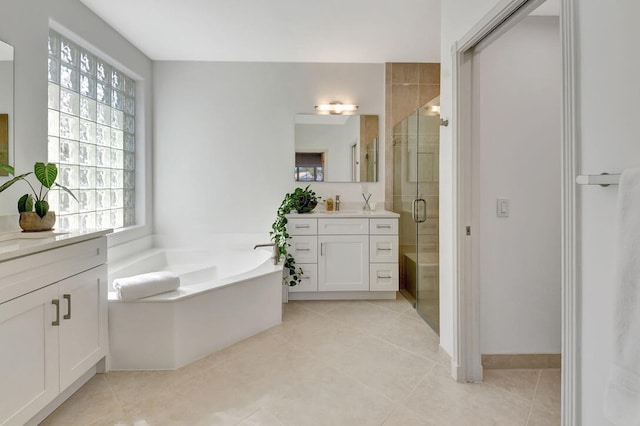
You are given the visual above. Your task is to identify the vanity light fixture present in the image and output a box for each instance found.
[315,102,359,115]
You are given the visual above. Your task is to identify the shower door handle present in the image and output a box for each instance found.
[413,198,427,223]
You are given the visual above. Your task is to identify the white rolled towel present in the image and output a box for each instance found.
[113,271,180,301]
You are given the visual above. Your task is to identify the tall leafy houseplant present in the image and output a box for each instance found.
[0,162,77,220]
[270,186,319,286]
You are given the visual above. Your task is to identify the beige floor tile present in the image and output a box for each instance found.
[370,311,441,361]
[210,330,290,367]
[281,316,365,361]
[323,333,436,402]
[120,366,255,425]
[483,369,540,401]
[42,299,559,426]
[364,292,414,314]
[403,364,532,426]
[106,370,184,409]
[382,406,428,426]
[239,408,283,425]
[41,374,125,425]
[291,299,357,315]
[264,363,396,426]
[323,302,402,334]
[527,369,561,426]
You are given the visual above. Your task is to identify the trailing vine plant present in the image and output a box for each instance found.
[270,186,319,286]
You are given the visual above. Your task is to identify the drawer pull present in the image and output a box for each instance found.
[295,224,311,229]
[377,248,393,251]
[376,224,392,229]
[301,276,311,280]
[63,294,71,320]
[377,273,392,279]
[52,299,60,326]
[296,248,311,251]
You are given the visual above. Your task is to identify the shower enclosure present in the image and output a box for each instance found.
[393,98,440,334]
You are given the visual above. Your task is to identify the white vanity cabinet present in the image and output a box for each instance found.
[0,232,109,426]
[286,212,399,299]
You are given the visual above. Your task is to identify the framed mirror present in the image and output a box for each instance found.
[0,39,14,176]
[294,114,379,183]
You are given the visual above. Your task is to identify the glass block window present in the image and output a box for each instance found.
[47,30,135,231]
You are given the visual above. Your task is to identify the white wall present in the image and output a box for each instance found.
[475,16,561,354]
[577,1,640,424]
[0,0,153,246]
[440,0,503,359]
[153,62,384,236]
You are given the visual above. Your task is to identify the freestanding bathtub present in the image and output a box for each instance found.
[107,234,283,370]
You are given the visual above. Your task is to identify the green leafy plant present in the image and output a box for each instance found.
[0,162,77,217]
[270,186,320,286]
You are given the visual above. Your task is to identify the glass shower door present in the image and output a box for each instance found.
[394,99,440,334]
[414,102,440,334]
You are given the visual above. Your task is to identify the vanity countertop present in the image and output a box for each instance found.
[286,209,399,219]
[0,229,112,262]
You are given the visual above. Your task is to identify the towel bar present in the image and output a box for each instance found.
[576,173,620,187]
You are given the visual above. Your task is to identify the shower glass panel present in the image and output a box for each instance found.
[393,99,440,334]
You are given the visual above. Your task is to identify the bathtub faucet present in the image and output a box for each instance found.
[253,243,281,265]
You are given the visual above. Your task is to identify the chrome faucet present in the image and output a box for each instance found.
[335,195,340,211]
[253,243,281,265]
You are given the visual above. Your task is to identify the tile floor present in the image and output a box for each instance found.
[41,293,560,425]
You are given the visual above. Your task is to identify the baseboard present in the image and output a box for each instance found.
[482,353,561,369]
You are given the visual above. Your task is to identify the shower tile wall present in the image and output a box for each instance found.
[384,63,440,307]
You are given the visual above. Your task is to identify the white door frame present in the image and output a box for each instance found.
[451,0,577,424]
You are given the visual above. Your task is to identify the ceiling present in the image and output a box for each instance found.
[80,0,441,63]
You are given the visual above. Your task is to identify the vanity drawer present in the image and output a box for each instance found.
[370,218,398,235]
[287,218,318,235]
[289,236,317,263]
[370,263,399,291]
[288,264,318,292]
[0,237,107,305]
[370,236,398,263]
[318,218,369,235]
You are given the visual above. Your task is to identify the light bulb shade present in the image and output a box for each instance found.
[315,102,359,115]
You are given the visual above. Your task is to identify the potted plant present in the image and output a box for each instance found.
[270,186,319,287]
[0,162,77,231]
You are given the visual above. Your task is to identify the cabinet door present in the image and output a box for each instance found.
[0,285,59,426]
[318,235,369,291]
[58,265,107,390]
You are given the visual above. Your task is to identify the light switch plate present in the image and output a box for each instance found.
[497,198,509,218]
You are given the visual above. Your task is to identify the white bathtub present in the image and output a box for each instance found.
[107,234,283,370]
